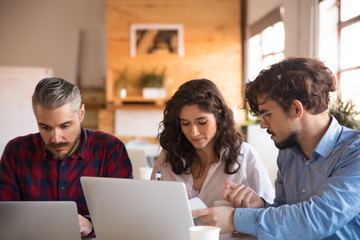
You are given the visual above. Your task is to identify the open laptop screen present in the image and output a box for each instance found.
[0,201,81,240]
[81,177,194,240]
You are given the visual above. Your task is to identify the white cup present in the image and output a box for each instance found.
[189,226,221,240]
[139,167,153,180]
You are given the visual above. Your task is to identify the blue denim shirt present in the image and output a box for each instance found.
[234,117,360,239]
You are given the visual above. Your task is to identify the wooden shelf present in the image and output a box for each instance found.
[81,88,105,108]
[111,95,166,109]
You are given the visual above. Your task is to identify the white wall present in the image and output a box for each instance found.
[247,124,278,186]
[247,0,319,58]
[115,109,163,137]
[283,0,319,57]
[0,0,106,87]
[246,0,320,184]
[247,0,282,26]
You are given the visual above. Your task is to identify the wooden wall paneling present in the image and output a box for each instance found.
[106,0,245,134]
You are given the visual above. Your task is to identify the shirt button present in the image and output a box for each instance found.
[61,186,65,190]
[306,161,310,166]
[302,189,306,193]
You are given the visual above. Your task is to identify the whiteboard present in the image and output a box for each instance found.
[0,66,53,146]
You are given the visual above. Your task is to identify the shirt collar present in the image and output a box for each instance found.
[291,116,342,159]
[72,127,87,160]
[314,116,342,159]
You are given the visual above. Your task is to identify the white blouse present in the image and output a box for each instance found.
[151,142,275,207]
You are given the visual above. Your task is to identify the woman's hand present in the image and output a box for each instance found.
[222,180,265,208]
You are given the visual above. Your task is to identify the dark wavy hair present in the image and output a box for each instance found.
[158,79,243,175]
[243,57,336,116]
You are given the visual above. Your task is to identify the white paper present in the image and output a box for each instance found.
[189,197,207,211]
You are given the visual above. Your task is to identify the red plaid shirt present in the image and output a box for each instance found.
[0,128,132,216]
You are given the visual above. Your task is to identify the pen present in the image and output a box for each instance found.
[155,171,162,181]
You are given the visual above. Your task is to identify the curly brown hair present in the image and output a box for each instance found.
[243,57,336,116]
[158,79,243,175]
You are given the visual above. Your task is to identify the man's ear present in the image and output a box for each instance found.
[79,104,85,123]
[292,100,303,118]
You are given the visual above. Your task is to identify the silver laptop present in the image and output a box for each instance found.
[80,176,194,240]
[126,148,148,179]
[0,201,81,240]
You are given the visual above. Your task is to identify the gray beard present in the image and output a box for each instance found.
[47,129,82,160]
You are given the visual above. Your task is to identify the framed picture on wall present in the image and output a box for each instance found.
[130,24,184,58]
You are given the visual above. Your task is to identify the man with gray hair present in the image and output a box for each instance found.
[0,77,133,237]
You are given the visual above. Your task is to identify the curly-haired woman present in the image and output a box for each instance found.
[151,79,274,207]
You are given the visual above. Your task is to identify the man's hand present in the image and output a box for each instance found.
[222,180,265,208]
[191,206,235,234]
[78,214,93,237]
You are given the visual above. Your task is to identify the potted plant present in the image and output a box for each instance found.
[114,68,130,99]
[329,97,360,130]
[139,68,166,98]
